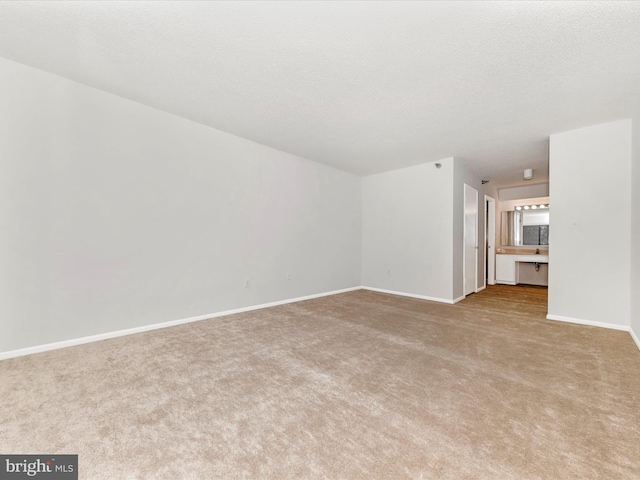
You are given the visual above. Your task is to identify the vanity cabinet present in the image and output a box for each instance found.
[496,254,517,284]
[496,254,549,285]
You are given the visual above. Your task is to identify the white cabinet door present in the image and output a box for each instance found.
[496,255,516,284]
[464,184,478,295]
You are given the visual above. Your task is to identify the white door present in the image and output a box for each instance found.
[464,184,478,296]
[486,195,496,285]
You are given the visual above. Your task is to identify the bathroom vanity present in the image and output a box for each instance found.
[496,252,548,285]
[497,202,549,286]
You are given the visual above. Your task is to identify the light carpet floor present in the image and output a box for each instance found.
[1,286,639,479]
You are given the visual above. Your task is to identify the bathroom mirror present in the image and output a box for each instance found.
[501,206,549,246]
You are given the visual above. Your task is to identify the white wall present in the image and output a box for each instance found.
[631,116,640,345]
[361,159,455,302]
[0,58,362,354]
[548,119,632,328]
[361,157,485,303]
[499,183,549,202]
[4,59,635,357]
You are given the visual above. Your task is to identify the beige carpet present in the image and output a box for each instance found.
[1,286,639,479]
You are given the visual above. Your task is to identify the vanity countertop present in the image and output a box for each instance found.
[496,250,549,263]
[496,249,548,255]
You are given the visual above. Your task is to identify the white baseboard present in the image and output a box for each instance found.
[547,314,640,352]
[630,326,640,352]
[476,285,486,293]
[0,286,361,361]
[7,288,636,361]
[361,286,458,305]
[546,314,630,331]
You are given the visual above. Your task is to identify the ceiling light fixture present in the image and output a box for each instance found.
[515,204,549,211]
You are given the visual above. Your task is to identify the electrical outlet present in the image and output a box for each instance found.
[244,278,250,288]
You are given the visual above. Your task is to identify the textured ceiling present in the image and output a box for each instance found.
[1,1,639,186]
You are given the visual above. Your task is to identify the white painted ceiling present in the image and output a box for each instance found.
[1,1,639,187]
